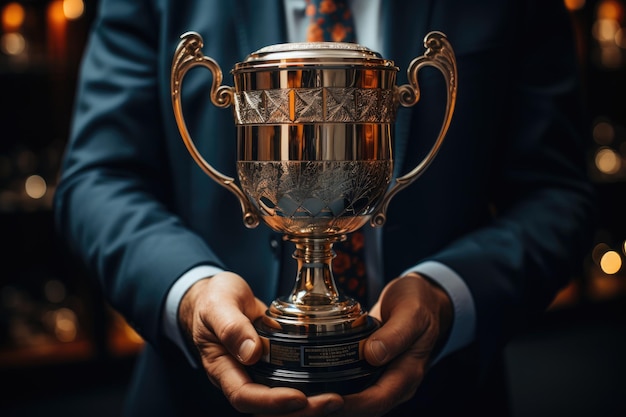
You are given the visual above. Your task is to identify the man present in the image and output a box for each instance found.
[54,0,595,416]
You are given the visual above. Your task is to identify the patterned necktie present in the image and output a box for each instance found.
[333,230,368,306]
[306,0,356,42]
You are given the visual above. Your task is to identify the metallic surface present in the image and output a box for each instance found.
[170,32,457,393]
[171,31,457,232]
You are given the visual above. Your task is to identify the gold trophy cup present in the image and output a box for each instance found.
[171,32,457,395]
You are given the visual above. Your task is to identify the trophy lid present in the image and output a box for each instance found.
[234,42,397,71]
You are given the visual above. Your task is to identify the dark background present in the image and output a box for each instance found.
[1,1,625,416]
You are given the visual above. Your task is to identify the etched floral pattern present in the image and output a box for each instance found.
[238,160,392,235]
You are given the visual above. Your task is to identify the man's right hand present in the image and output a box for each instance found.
[178,271,344,416]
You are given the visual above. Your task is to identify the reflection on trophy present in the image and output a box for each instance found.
[171,32,457,395]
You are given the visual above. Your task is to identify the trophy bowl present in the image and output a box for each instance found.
[171,32,457,395]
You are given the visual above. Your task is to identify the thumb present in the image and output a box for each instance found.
[207,294,267,364]
[364,307,429,367]
[363,275,441,367]
[183,272,268,365]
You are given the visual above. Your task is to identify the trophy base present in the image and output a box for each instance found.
[250,315,381,396]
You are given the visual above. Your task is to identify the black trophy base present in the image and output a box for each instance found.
[250,315,382,396]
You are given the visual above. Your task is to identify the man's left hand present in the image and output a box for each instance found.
[333,272,453,417]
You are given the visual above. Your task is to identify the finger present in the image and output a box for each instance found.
[217,369,307,414]
[206,299,266,363]
[255,393,344,417]
[330,351,424,417]
[199,329,310,415]
[201,274,267,364]
[364,305,432,367]
[364,276,441,367]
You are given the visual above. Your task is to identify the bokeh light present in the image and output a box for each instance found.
[1,2,25,32]
[0,32,25,55]
[564,0,586,11]
[597,0,624,21]
[600,250,623,274]
[592,120,616,144]
[25,175,47,199]
[594,147,622,175]
[63,0,84,20]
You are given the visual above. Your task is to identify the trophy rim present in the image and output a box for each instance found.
[251,41,380,56]
[234,42,397,71]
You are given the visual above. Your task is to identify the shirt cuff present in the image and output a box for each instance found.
[401,260,476,364]
[163,265,224,367]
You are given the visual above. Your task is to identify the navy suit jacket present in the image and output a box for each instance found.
[54,0,595,415]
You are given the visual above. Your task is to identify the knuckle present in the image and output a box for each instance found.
[217,316,242,344]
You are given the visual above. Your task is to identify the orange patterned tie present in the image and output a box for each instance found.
[333,230,368,306]
[306,0,356,42]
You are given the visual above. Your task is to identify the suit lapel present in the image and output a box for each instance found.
[382,0,434,177]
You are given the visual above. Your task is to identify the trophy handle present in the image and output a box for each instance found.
[371,31,457,227]
[171,31,259,228]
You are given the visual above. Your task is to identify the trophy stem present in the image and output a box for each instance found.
[288,236,341,306]
[251,233,382,395]
[262,235,366,333]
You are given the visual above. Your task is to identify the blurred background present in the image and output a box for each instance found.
[0,0,625,416]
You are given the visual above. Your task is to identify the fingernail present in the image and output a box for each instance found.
[370,339,388,364]
[237,339,255,362]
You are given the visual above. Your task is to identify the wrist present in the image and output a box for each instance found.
[178,277,212,342]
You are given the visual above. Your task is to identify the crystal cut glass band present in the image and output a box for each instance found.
[234,87,395,124]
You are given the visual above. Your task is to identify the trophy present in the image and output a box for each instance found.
[171,31,457,395]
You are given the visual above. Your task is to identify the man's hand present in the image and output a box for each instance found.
[178,271,344,416]
[331,272,453,417]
